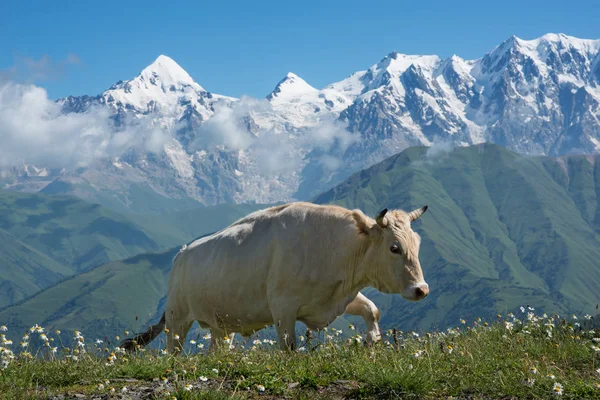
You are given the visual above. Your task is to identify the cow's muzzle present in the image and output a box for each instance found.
[402,283,429,301]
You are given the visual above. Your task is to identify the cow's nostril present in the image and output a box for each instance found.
[414,285,429,299]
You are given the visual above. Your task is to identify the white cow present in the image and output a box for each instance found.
[121,202,429,352]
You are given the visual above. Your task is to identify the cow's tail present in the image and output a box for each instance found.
[119,312,166,351]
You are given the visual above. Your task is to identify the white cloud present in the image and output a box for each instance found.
[0,81,171,168]
[0,78,354,178]
[2,54,81,83]
[305,119,358,153]
[411,137,456,167]
[191,97,356,175]
[425,139,455,160]
[191,96,269,150]
[253,134,299,174]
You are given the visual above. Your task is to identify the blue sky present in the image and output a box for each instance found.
[1,0,598,99]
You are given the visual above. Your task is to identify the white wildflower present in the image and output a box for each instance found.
[413,350,424,358]
[552,382,563,396]
[530,366,538,374]
[522,378,535,387]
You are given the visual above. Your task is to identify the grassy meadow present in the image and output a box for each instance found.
[1,309,600,399]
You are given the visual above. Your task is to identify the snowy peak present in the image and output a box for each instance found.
[137,55,200,89]
[516,33,600,54]
[324,71,369,99]
[478,33,600,79]
[101,55,217,118]
[267,72,318,102]
[360,52,442,93]
[376,51,441,75]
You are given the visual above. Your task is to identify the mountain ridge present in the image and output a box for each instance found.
[2,33,600,211]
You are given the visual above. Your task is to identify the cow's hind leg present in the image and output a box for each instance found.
[345,292,381,345]
[165,312,193,355]
[209,327,236,352]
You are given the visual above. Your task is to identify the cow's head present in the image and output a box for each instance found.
[354,206,429,301]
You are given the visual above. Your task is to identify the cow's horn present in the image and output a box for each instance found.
[375,208,388,228]
[408,205,428,222]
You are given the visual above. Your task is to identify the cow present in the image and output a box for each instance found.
[120,202,429,352]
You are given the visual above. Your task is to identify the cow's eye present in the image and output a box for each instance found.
[390,244,401,254]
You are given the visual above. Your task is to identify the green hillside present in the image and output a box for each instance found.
[0,247,177,340]
[0,190,164,273]
[0,189,267,310]
[314,143,600,330]
[0,228,72,308]
[129,202,277,245]
[0,190,175,308]
[40,180,204,214]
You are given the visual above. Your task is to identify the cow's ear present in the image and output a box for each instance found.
[351,210,371,235]
[375,208,389,228]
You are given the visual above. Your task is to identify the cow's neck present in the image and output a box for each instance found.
[351,232,393,294]
[341,234,375,296]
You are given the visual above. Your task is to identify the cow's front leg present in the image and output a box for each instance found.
[344,292,381,345]
[272,310,297,351]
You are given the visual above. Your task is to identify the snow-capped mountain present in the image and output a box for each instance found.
[334,34,600,179]
[3,34,600,209]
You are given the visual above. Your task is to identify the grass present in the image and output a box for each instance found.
[2,311,600,399]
